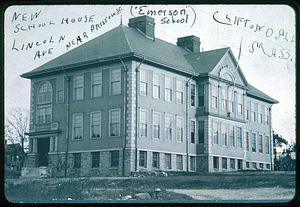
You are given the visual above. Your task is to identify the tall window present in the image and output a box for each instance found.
[246,132,249,151]
[258,134,263,153]
[198,121,204,144]
[165,115,172,140]
[74,75,84,100]
[110,109,120,137]
[265,136,270,154]
[153,112,160,139]
[252,162,257,169]
[228,89,234,112]
[139,151,147,167]
[91,111,101,138]
[91,72,102,98]
[176,117,184,142]
[140,110,147,137]
[165,76,172,102]
[221,88,227,111]
[37,106,52,123]
[74,153,81,169]
[191,120,196,144]
[258,104,262,123]
[176,155,183,170]
[265,106,269,125]
[191,84,195,106]
[38,82,52,104]
[56,78,64,103]
[198,85,204,107]
[230,125,235,147]
[73,113,83,140]
[91,152,100,168]
[238,93,243,115]
[251,102,256,122]
[245,101,249,120]
[221,124,227,146]
[213,157,219,169]
[152,152,159,168]
[230,158,235,169]
[165,153,171,169]
[190,156,196,171]
[237,127,242,148]
[110,151,119,167]
[222,157,227,169]
[176,80,184,104]
[140,70,148,95]
[213,122,219,144]
[111,68,121,95]
[252,133,256,152]
[211,85,218,108]
[153,73,160,99]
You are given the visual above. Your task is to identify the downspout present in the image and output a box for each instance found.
[135,58,145,171]
[62,67,70,177]
[119,56,127,177]
[269,104,274,170]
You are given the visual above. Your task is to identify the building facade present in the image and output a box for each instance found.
[21,16,278,177]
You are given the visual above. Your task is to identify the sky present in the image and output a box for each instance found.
[4,5,296,145]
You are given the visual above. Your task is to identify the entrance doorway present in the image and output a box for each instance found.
[37,138,50,166]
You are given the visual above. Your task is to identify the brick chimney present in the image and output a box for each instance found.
[177,35,201,53]
[128,16,155,39]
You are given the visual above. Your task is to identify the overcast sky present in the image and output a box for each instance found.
[4,5,296,144]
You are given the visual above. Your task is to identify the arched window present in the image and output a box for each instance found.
[38,82,52,104]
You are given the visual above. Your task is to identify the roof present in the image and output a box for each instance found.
[247,84,279,103]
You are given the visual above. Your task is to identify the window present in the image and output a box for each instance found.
[213,157,219,169]
[221,124,227,146]
[259,163,264,169]
[211,85,218,108]
[265,136,270,154]
[258,134,263,153]
[190,156,196,171]
[191,84,195,106]
[139,151,147,167]
[110,151,119,167]
[251,102,256,122]
[252,162,257,169]
[37,106,52,124]
[56,78,64,103]
[153,73,160,99]
[213,122,219,144]
[221,88,227,111]
[222,158,227,169]
[230,125,235,147]
[190,120,196,144]
[237,127,242,148]
[165,153,171,169]
[246,132,249,151]
[245,101,249,120]
[176,117,184,142]
[165,76,172,102]
[91,152,100,168]
[238,159,243,170]
[246,162,250,168]
[140,110,147,137]
[265,106,269,124]
[258,104,262,123]
[38,82,52,104]
[110,109,120,137]
[140,70,148,95]
[91,72,102,98]
[91,111,101,138]
[176,155,183,170]
[153,112,160,139]
[152,152,159,168]
[73,114,83,140]
[74,153,81,169]
[176,80,184,104]
[228,89,234,112]
[237,93,243,115]
[266,164,270,169]
[252,133,256,152]
[165,115,172,140]
[230,158,235,169]
[111,68,121,95]
[198,85,204,107]
[198,121,204,144]
[74,75,84,100]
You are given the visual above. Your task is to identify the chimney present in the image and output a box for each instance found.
[128,15,155,39]
[177,35,201,53]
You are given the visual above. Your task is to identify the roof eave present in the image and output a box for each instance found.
[246,92,279,104]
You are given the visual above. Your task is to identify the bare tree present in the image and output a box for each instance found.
[5,107,29,168]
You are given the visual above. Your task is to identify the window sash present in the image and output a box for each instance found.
[190,121,195,143]
[246,132,249,151]
[176,91,183,104]
[110,109,120,137]
[152,152,159,168]
[91,152,100,168]
[176,81,183,104]
[139,151,147,167]
[252,133,256,152]
[222,158,227,169]
[165,115,172,140]
[230,126,235,147]
[176,155,183,170]
[111,69,121,95]
[191,84,195,106]
[230,159,235,169]
[165,154,171,169]
[110,151,119,167]
[56,78,64,103]
[176,118,183,142]
[198,121,204,144]
[165,88,172,101]
[91,112,101,138]
[153,113,160,138]
[153,85,160,99]
[221,124,227,146]
[265,136,270,154]
[74,153,81,168]
[258,135,263,153]
[237,127,242,148]
[213,157,219,169]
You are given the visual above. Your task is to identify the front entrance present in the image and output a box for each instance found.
[37,138,50,166]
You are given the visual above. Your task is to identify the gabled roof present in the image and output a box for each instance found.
[247,84,279,103]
